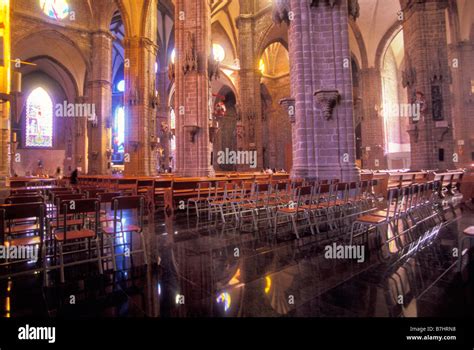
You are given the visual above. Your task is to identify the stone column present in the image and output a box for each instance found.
[174,0,214,177]
[237,2,264,169]
[275,0,359,181]
[156,69,170,172]
[123,36,159,176]
[74,96,88,173]
[359,68,386,169]
[450,40,474,168]
[0,0,11,185]
[87,30,113,175]
[401,0,455,170]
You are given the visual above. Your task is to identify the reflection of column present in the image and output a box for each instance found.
[360,68,386,169]
[174,0,214,177]
[156,69,169,172]
[401,0,454,170]
[279,98,295,173]
[74,96,88,173]
[0,0,11,184]
[237,1,264,169]
[279,0,359,181]
[87,30,113,175]
[450,41,474,168]
[123,35,158,176]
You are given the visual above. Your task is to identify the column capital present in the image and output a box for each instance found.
[91,29,115,41]
[124,36,159,54]
[400,0,449,13]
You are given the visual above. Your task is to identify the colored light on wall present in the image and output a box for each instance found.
[39,0,70,20]
[216,292,231,311]
[0,0,10,95]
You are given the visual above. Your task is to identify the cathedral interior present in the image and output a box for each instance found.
[0,0,473,323]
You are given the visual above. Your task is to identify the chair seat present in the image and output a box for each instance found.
[54,229,95,241]
[356,215,387,224]
[371,210,397,218]
[464,226,474,236]
[278,207,305,214]
[103,225,141,234]
[7,236,41,247]
[209,199,231,205]
[99,215,118,223]
[188,197,208,202]
[6,224,40,235]
[50,219,83,228]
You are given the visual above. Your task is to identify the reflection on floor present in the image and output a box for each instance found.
[1,204,474,318]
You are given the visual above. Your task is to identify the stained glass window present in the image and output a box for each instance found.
[40,0,70,20]
[112,106,125,155]
[25,87,53,148]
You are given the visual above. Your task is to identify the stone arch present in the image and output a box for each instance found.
[375,22,403,72]
[13,29,89,96]
[349,20,369,69]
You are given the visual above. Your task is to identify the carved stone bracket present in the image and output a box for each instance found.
[434,121,451,142]
[314,89,341,120]
[279,97,296,123]
[348,0,360,21]
[184,125,200,143]
[407,125,419,143]
[272,0,291,25]
[129,141,141,152]
[90,152,99,161]
[183,32,198,75]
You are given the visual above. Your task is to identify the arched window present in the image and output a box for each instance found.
[25,87,53,148]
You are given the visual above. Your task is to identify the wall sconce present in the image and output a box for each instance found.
[183,125,200,143]
[89,114,98,128]
[209,120,219,143]
[11,132,18,145]
[128,86,139,105]
[151,90,160,109]
[129,141,140,152]
[150,135,159,150]
[279,97,296,123]
[105,148,112,160]
[90,151,99,160]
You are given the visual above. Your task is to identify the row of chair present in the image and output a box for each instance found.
[1,186,148,283]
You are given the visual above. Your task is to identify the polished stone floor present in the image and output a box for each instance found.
[1,203,474,318]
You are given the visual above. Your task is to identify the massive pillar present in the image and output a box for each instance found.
[359,68,386,169]
[87,30,113,175]
[275,0,359,181]
[450,40,474,168]
[121,0,159,176]
[237,0,264,170]
[401,0,454,170]
[156,68,170,172]
[74,96,89,174]
[174,0,214,177]
[0,0,11,185]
